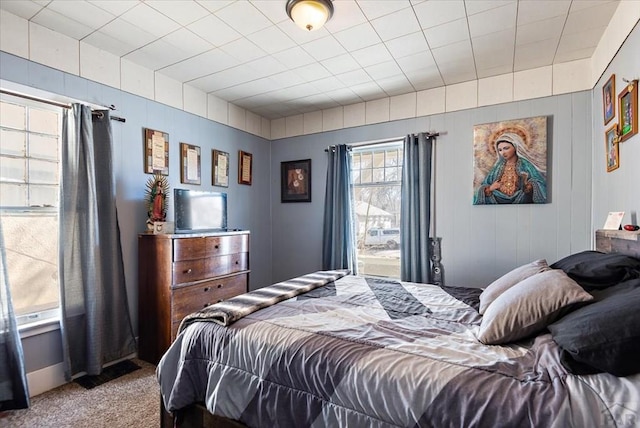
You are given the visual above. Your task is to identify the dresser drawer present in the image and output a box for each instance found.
[174,234,249,261]
[171,273,247,337]
[173,253,248,284]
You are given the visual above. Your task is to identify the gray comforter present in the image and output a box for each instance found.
[157,273,640,428]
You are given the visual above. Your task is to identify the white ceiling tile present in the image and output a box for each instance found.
[246,26,296,54]
[0,0,46,20]
[569,0,617,13]
[216,1,272,36]
[405,69,444,90]
[396,51,437,73]
[246,56,287,78]
[350,81,384,101]
[465,0,516,15]
[468,2,517,38]
[556,28,605,53]
[514,39,557,71]
[119,3,180,38]
[219,37,267,63]
[365,61,402,80]
[125,29,213,70]
[431,39,473,65]
[554,46,595,63]
[269,71,306,89]
[160,48,239,82]
[89,0,138,16]
[145,0,209,26]
[321,54,361,75]
[413,0,466,29]
[472,28,515,57]
[83,20,156,55]
[31,8,95,39]
[272,46,316,69]
[377,75,413,96]
[385,32,429,59]
[324,87,362,105]
[517,0,571,25]
[324,0,367,33]
[356,0,410,21]
[311,76,347,92]
[195,1,235,14]
[477,64,514,79]
[189,64,259,92]
[301,35,347,61]
[293,62,332,82]
[371,7,421,41]
[333,22,381,52]
[250,0,290,24]
[46,0,115,30]
[563,1,618,35]
[439,60,477,85]
[188,15,242,47]
[351,43,393,67]
[516,15,564,46]
[214,78,275,101]
[423,17,469,49]
[337,69,372,86]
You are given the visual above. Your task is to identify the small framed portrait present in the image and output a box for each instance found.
[212,149,229,187]
[618,80,638,142]
[602,74,615,125]
[238,150,252,185]
[180,143,201,185]
[604,124,619,172]
[281,159,311,203]
[144,128,169,176]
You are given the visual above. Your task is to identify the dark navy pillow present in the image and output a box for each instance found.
[548,279,640,377]
[550,250,640,290]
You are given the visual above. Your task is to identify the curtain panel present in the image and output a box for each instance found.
[400,133,434,283]
[322,144,357,274]
[59,105,136,380]
[0,221,30,411]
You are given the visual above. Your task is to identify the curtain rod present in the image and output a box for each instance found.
[0,88,126,123]
[325,132,441,152]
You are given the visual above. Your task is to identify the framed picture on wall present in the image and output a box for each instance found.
[212,149,229,187]
[281,159,311,203]
[602,74,615,125]
[618,80,638,142]
[604,124,619,172]
[238,150,252,185]
[144,128,169,176]
[180,143,201,185]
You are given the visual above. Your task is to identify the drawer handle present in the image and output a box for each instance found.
[217,299,223,303]
[214,245,219,249]
[217,284,223,289]
[184,268,192,274]
[203,286,210,292]
[203,303,210,308]
[235,260,239,264]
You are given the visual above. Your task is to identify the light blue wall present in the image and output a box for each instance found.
[1,51,273,371]
[270,92,593,287]
[591,22,640,231]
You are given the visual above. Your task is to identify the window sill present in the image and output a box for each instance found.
[18,317,61,339]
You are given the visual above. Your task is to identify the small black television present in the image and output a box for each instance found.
[174,189,227,233]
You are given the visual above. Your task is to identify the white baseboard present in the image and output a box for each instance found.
[26,362,67,397]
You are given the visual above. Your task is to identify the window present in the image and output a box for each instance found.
[0,94,62,326]
[351,142,403,278]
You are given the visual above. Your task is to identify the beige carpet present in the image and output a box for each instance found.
[1,359,159,428]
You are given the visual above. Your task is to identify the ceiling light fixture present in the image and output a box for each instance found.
[286,0,334,32]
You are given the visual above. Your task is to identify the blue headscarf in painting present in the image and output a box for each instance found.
[474,132,547,204]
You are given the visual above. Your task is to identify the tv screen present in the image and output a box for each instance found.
[174,189,227,233]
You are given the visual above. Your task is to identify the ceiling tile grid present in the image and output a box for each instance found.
[0,0,623,120]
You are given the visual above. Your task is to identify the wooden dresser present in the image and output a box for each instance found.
[137,230,250,364]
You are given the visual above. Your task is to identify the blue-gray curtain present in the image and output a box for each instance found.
[0,221,30,410]
[59,105,136,380]
[400,133,434,283]
[322,144,357,274]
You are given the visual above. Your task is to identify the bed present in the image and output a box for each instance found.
[157,230,640,428]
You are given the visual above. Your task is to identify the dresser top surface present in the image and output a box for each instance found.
[139,229,250,239]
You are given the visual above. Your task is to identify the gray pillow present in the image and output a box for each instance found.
[478,259,550,315]
[477,269,593,345]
